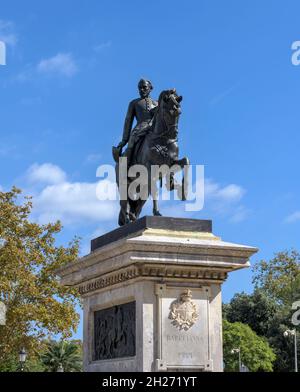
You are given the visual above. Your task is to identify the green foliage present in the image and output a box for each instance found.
[0,353,21,372]
[40,340,82,372]
[224,290,277,336]
[0,340,83,372]
[0,187,81,368]
[0,348,47,372]
[224,289,299,371]
[223,320,276,372]
[253,249,300,306]
[251,250,300,371]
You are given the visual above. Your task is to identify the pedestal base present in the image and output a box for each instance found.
[57,216,257,372]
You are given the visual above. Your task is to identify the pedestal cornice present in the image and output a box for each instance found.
[56,217,258,296]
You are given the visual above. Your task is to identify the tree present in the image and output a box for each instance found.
[224,248,300,372]
[0,187,80,368]
[253,249,300,306]
[224,291,293,371]
[40,340,82,372]
[0,352,45,372]
[224,289,277,336]
[252,250,300,371]
[223,320,276,372]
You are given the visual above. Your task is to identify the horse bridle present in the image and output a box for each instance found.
[151,93,180,142]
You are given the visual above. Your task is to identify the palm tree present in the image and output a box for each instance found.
[40,340,82,372]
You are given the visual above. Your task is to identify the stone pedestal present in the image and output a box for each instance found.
[57,216,257,372]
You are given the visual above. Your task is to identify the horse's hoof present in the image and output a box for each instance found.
[153,210,162,216]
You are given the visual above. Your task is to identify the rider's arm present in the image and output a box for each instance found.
[119,100,135,147]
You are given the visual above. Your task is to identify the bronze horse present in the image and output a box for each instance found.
[115,89,189,226]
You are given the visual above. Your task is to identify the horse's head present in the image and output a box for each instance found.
[158,89,182,118]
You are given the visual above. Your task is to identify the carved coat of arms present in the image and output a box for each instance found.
[169,289,199,331]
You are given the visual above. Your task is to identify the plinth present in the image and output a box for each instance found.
[57,216,257,372]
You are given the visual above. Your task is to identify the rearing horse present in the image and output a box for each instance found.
[115,89,189,226]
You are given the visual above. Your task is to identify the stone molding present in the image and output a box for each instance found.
[78,263,228,295]
[57,226,257,281]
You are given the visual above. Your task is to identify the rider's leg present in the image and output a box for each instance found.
[151,174,162,216]
[126,147,133,166]
[125,134,136,166]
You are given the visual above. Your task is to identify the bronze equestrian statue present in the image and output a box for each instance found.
[113,79,158,167]
[113,79,189,226]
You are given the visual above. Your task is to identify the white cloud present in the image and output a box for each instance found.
[214,183,245,202]
[32,181,118,225]
[0,20,17,46]
[27,163,67,185]
[203,179,247,222]
[205,179,245,203]
[140,177,247,223]
[23,163,117,225]
[37,53,78,77]
[22,163,247,226]
[285,211,300,224]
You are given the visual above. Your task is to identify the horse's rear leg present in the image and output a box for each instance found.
[118,200,130,226]
[133,199,147,220]
[153,199,162,216]
[129,200,138,222]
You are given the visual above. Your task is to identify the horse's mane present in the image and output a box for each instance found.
[157,90,171,106]
[151,90,171,129]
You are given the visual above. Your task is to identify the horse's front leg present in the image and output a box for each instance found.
[174,156,189,201]
[151,176,162,216]
[175,156,190,167]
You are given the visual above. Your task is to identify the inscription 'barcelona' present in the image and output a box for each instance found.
[166,334,201,342]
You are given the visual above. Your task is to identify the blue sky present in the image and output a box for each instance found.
[1,0,300,339]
